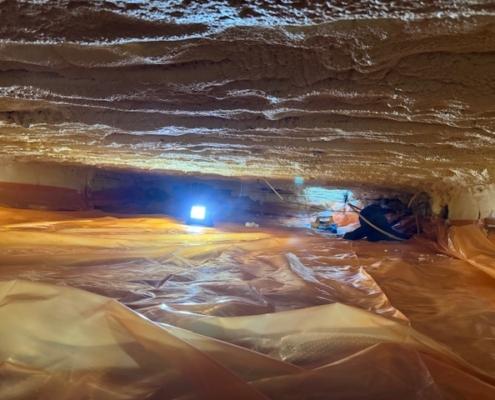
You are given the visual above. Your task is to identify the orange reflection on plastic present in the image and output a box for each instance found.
[0,207,494,399]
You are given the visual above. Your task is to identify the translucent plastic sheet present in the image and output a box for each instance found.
[0,207,494,399]
[436,224,495,279]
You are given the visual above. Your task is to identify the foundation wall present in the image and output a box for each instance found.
[0,160,301,217]
[6,159,478,225]
[445,185,495,222]
[0,159,92,210]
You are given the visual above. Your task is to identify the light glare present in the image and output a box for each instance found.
[190,205,206,220]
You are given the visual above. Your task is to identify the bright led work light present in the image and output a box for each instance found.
[190,205,206,220]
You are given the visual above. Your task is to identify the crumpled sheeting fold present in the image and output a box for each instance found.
[0,207,494,399]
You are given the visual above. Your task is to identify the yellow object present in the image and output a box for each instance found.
[0,207,494,399]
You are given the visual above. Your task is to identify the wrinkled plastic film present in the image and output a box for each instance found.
[0,207,494,399]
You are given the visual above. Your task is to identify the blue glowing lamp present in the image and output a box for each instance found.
[190,205,206,221]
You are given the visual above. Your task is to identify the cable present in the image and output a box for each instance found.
[347,203,406,241]
[263,178,284,201]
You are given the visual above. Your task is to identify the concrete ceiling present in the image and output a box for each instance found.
[1,0,495,193]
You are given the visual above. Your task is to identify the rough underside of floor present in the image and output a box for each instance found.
[1,1,495,194]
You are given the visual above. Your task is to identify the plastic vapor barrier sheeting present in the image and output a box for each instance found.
[0,207,494,399]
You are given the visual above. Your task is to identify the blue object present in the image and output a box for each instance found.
[317,223,338,233]
[303,187,353,206]
[294,176,304,186]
